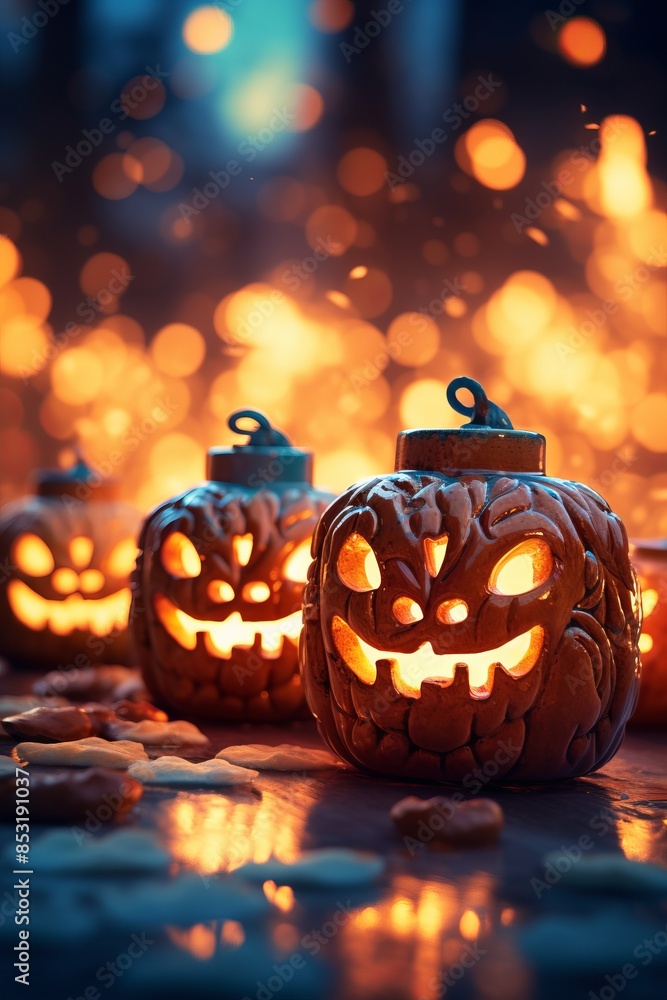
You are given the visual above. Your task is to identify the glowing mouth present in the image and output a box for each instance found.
[154,594,303,660]
[7,579,131,637]
[330,615,544,700]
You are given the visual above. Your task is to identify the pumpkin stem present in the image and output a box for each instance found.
[228,409,291,447]
[446,377,514,430]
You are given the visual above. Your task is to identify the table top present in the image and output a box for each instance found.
[1,678,666,1000]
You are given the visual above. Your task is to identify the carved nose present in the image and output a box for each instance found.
[437,599,468,624]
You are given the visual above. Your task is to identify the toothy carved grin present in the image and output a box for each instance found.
[154,593,302,660]
[330,615,544,700]
[8,580,131,636]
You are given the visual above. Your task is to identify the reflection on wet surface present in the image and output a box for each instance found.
[158,781,307,873]
[1,724,665,999]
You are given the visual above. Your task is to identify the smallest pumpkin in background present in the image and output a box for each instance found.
[0,459,140,669]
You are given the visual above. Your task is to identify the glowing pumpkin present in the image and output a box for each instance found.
[131,410,334,721]
[630,539,667,728]
[0,460,140,668]
[301,377,641,783]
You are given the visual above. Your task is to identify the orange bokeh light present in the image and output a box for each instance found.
[558,17,606,67]
[337,147,388,196]
[182,6,233,53]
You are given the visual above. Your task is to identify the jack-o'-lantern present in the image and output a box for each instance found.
[0,459,140,668]
[630,539,667,728]
[131,410,334,721]
[301,377,641,784]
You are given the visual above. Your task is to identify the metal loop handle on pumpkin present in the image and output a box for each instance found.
[228,409,292,447]
[446,377,514,430]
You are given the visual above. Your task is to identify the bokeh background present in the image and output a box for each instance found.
[0,0,665,533]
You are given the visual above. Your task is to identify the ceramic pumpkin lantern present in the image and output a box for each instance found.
[301,377,641,784]
[131,410,334,721]
[630,539,667,728]
[0,459,140,668]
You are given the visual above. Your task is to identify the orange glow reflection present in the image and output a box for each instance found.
[159,790,307,875]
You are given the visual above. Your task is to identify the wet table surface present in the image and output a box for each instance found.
[1,675,666,1000]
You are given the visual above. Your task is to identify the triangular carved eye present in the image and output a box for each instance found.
[424,533,448,577]
[233,533,253,567]
[337,533,381,592]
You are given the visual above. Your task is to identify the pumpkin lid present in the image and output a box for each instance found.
[395,377,546,476]
[36,456,119,501]
[207,409,314,488]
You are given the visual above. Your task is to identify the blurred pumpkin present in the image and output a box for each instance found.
[0,459,140,668]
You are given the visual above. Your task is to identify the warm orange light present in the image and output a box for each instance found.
[490,539,553,595]
[220,920,245,948]
[13,534,54,576]
[597,116,651,219]
[233,533,253,567]
[69,536,93,569]
[106,538,138,577]
[387,313,440,367]
[7,580,130,635]
[79,569,105,594]
[459,120,526,190]
[437,599,469,625]
[208,580,235,603]
[151,323,206,377]
[392,597,424,625]
[337,533,382,592]
[51,568,79,594]
[641,587,659,618]
[165,924,216,960]
[424,534,449,577]
[153,594,302,658]
[558,17,606,67]
[638,633,654,654]
[337,147,388,196]
[286,83,324,132]
[161,532,202,579]
[331,614,545,699]
[183,6,233,53]
[282,539,312,583]
[459,910,481,940]
[0,239,21,288]
[242,581,271,602]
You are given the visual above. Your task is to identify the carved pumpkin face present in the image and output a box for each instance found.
[131,485,332,720]
[629,540,667,728]
[301,473,641,783]
[0,497,140,668]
